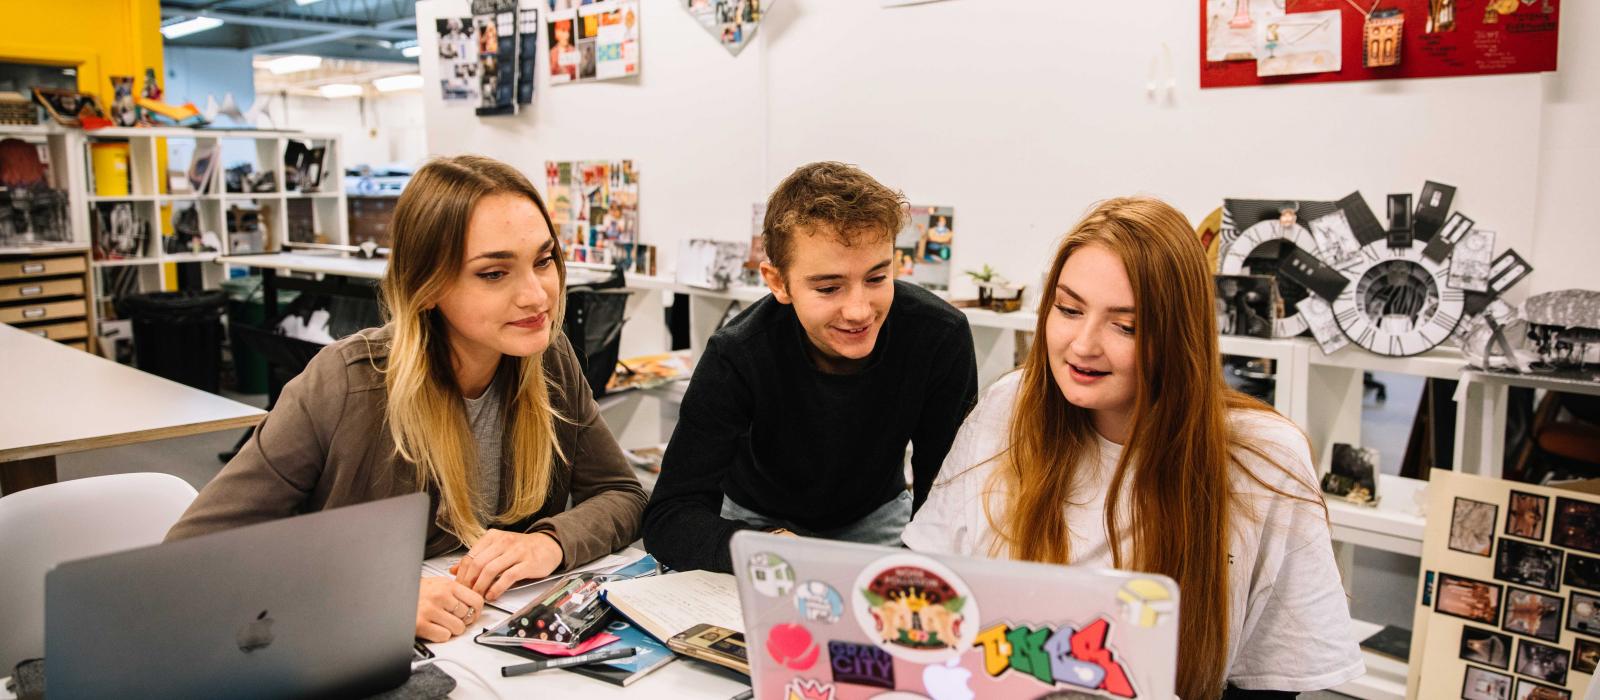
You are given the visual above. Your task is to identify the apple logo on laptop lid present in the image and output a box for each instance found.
[236,610,275,653]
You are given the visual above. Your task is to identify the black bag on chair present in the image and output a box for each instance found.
[563,266,631,400]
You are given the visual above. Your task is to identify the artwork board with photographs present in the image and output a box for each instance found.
[1410,469,1600,700]
[547,0,640,85]
[676,239,748,291]
[892,204,955,291]
[544,159,638,266]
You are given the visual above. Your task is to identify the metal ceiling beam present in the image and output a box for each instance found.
[159,8,414,41]
[239,16,415,54]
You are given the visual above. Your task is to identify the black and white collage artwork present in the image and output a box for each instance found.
[1214,182,1532,358]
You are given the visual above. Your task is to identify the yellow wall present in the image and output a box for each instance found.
[0,0,165,103]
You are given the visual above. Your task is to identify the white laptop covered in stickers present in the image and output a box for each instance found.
[730,531,1179,700]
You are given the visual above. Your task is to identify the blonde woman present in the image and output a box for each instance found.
[167,155,646,643]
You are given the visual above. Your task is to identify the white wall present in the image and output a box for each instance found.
[418,0,1596,298]
[266,91,429,170]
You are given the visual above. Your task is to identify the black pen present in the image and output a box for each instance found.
[500,646,639,677]
[729,689,754,700]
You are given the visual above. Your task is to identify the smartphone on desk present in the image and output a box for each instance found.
[668,623,749,675]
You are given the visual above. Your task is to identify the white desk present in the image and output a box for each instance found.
[0,324,266,494]
[425,613,748,699]
[0,621,748,700]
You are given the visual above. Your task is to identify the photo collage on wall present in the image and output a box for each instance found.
[435,18,480,103]
[1412,470,1600,700]
[544,160,640,268]
[893,205,955,291]
[683,0,769,55]
[548,0,641,85]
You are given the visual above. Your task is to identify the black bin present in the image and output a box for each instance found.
[124,290,228,393]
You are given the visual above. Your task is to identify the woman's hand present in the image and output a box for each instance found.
[452,530,564,601]
[415,576,485,643]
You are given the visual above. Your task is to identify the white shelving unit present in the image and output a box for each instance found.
[68,126,346,327]
[0,124,88,256]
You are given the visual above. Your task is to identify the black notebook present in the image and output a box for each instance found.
[1359,625,1412,661]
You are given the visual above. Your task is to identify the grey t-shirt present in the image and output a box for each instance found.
[463,378,505,522]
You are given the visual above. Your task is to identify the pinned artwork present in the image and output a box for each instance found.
[684,0,770,56]
[1255,10,1341,77]
[437,18,480,102]
[677,239,750,291]
[548,0,641,85]
[1363,8,1405,68]
[545,160,639,265]
[893,205,956,291]
[1205,0,1283,62]
[852,554,978,664]
[472,0,518,116]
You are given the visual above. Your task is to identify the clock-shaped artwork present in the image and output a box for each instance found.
[1331,242,1466,357]
[1218,218,1320,338]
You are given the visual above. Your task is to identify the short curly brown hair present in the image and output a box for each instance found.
[762,162,907,273]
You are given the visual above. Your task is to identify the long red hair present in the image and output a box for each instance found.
[985,197,1323,700]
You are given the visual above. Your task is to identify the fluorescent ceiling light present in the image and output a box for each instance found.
[265,55,323,75]
[373,74,424,92]
[160,16,223,39]
[294,0,324,5]
[402,46,422,58]
[318,83,364,98]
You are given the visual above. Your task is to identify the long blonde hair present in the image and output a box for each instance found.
[986,197,1323,700]
[378,155,567,545]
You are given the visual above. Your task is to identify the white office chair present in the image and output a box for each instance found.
[0,472,197,674]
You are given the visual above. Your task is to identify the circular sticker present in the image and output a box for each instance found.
[747,551,796,597]
[793,580,844,624]
[851,553,980,664]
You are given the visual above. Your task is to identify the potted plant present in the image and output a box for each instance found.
[965,264,998,307]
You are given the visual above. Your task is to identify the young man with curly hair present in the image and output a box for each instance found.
[642,162,978,573]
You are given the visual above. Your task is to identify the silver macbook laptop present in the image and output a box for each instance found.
[731,531,1179,699]
[45,493,428,700]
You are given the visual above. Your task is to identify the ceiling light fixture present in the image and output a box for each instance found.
[401,46,422,58]
[318,83,364,98]
[265,55,324,75]
[373,74,424,92]
[160,16,224,39]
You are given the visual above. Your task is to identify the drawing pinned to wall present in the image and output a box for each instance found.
[684,0,770,56]
[1206,0,1284,62]
[548,0,640,84]
[473,0,518,116]
[892,205,955,290]
[1256,10,1341,76]
[545,160,639,266]
[436,18,480,103]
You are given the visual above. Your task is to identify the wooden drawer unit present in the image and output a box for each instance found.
[0,298,87,324]
[2,249,95,353]
[0,255,87,281]
[16,319,90,341]
[0,277,84,302]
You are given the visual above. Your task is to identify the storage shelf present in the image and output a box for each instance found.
[0,124,64,137]
[962,307,1037,332]
[1335,619,1408,700]
[1307,342,1465,380]
[161,252,221,264]
[91,258,162,268]
[1327,473,1428,556]
[87,194,163,203]
[0,243,88,256]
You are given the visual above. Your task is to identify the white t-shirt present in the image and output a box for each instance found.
[902,371,1365,693]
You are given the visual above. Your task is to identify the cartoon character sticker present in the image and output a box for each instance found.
[795,580,844,624]
[749,551,796,597]
[852,553,979,664]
